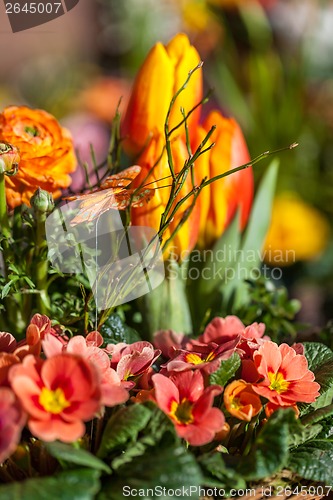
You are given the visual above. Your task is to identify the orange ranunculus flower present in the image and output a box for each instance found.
[123,33,203,155]
[197,111,254,248]
[131,134,200,259]
[224,379,262,421]
[0,106,77,209]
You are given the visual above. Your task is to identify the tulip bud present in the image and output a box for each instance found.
[0,141,20,174]
[30,188,54,214]
[123,33,203,155]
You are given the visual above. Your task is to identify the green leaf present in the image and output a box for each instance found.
[209,353,241,387]
[111,407,176,470]
[97,404,151,459]
[1,279,18,299]
[237,409,294,480]
[302,403,333,426]
[302,343,333,412]
[218,160,279,311]
[138,259,192,337]
[198,452,246,492]
[45,441,110,473]
[288,424,323,448]
[188,212,241,329]
[100,313,141,345]
[0,468,100,500]
[289,440,333,484]
[99,444,203,500]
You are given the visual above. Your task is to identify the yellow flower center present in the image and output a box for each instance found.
[268,372,290,394]
[170,398,194,425]
[230,397,241,410]
[39,387,70,414]
[185,351,216,365]
[185,353,204,365]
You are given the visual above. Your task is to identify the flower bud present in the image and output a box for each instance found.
[0,141,20,174]
[30,188,55,214]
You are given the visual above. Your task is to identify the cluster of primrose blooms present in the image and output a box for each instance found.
[0,313,319,463]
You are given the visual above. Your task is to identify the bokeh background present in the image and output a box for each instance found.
[1,0,332,328]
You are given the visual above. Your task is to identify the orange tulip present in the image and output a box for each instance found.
[131,134,200,259]
[224,379,262,421]
[123,33,203,155]
[198,111,254,248]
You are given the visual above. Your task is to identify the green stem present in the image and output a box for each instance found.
[35,211,50,314]
[0,172,11,277]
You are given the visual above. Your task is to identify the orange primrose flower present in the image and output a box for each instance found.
[152,370,224,446]
[0,106,77,209]
[252,341,320,406]
[224,379,262,421]
[265,402,300,419]
[9,354,101,442]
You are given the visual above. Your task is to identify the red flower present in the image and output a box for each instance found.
[252,342,320,406]
[164,338,238,374]
[9,354,101,442]
[199,316,265,345]
[108,341,161,384]
[153,330,189,359]
[0,387,26,464]
[152,371,224,446]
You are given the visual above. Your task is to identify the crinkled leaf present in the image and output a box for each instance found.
[45,441,110,473]
[100,313,141,345]
[302,343,333,413]
[288,440,333,484]
[237,409,294,480]
[97,404,151,459]
[111,407,176,470]
[0,468,100,500]
[99,444,203,500]
[301,403,333,426]
[288,424,323,448]
[198,452,246,492]
[209,353,241,387]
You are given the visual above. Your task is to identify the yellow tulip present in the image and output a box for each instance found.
[123,33,203,155]
[263,193,330,266]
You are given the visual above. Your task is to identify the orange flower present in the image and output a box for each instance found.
[252,342,320,406]
[265,402,299,419]
[131,134,200,258]
[224,379,262,421]
[123,33,203,155]
[9,354,101,442]
[198,111,254,248]
[0,106,77,209]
